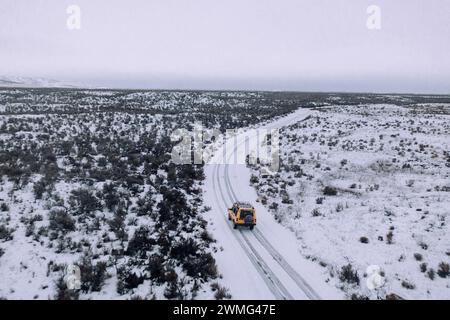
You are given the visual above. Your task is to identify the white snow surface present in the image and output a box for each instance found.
[203,108,344,300]
[248,104,450,299]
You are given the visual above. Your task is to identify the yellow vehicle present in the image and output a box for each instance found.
[228,202,257,230]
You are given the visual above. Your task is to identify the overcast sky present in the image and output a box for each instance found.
[0,0,449,93]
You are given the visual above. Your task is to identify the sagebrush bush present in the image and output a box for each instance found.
[117,265,144,295]
[401,280,415,290]
[359,237,369,244]
[33,179,47,200]
[108,207,128,242]
[386,231,394,244]
[78,253,108,293]
[69,188,101,216]
[250,175,259,184]
[48,208,75,233]
[54,276,79,300]
[200,230,215,244]
[323,186,337,196]
[437,262,449,278]
[148,254,165,283]
[335,203,344,212]
[350,294,369,300]
[163,270,188,300]
[420,263,427,273]
[213,284,232,300]
[170,238,199,262]
[163,279,182,300]
[126,226,155,258]
[339,264,360,285]
[269,202,279,210]
[413,253,423,261]
[102,183,120,211]
[0,224,13,241]
[183,252,218,280]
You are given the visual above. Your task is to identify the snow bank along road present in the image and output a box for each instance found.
[204,108,344,300]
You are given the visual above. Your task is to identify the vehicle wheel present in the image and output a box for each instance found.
[228,214,231,221]
[249,225,254,230]
[233,223,237,229]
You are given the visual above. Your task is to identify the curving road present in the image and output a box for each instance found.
[204,108,343,300]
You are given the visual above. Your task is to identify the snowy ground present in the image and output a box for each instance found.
[0,112,216,300]
[203,108,344,300]
[0,88,300,300]
[1,88,449,300]
[249,104,450,299]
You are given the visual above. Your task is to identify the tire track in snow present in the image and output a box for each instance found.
[222,111,322,300]
[223,163,320,300]
[212,162,292,300]
[252,229,321,300]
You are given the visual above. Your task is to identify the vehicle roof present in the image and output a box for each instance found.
[235,202,254,209]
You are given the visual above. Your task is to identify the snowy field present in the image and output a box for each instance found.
[0,88,301,300]
[249,103,450,299]
[1,88,449,300]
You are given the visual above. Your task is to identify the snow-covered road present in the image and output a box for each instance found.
[204,108,344,300]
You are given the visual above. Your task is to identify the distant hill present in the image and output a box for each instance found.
[0,76,85,88]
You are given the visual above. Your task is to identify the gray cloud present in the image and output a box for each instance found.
[1,0,449,93]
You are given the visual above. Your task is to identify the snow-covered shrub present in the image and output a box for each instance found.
[33,179,47,200]
[116,264,144,295]
[126,226,155,258]
[69,188,102,217]
[148,254,165,283]
[25,223,35,238]
[183,252,218,279]
[420,263,427,273]
[359,237,369,244]
[54,276,79,300]
[170,238,199,262]
[386,230,394,244]
[0,224,14,241]
[164,274,187,300]
[401,280,415,290]
[108,207,128,242]
[200,230,215,245]
[101,182,120,211]
[419,241,428,250]
[269,202,279,211]
[250,175,259,184]
[48,208,75,233]
[78,253,108,293]
[323,186,337,196]
[339,264,360,285]
[0,203,9,212]
[350,293,369,300]
[311,208,321,217]
[437,262,449,278]
[413,253,423,261]
[135,193,154,217]
[211,282,232,300]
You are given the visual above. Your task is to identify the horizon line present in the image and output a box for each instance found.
[1,85,449,97]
